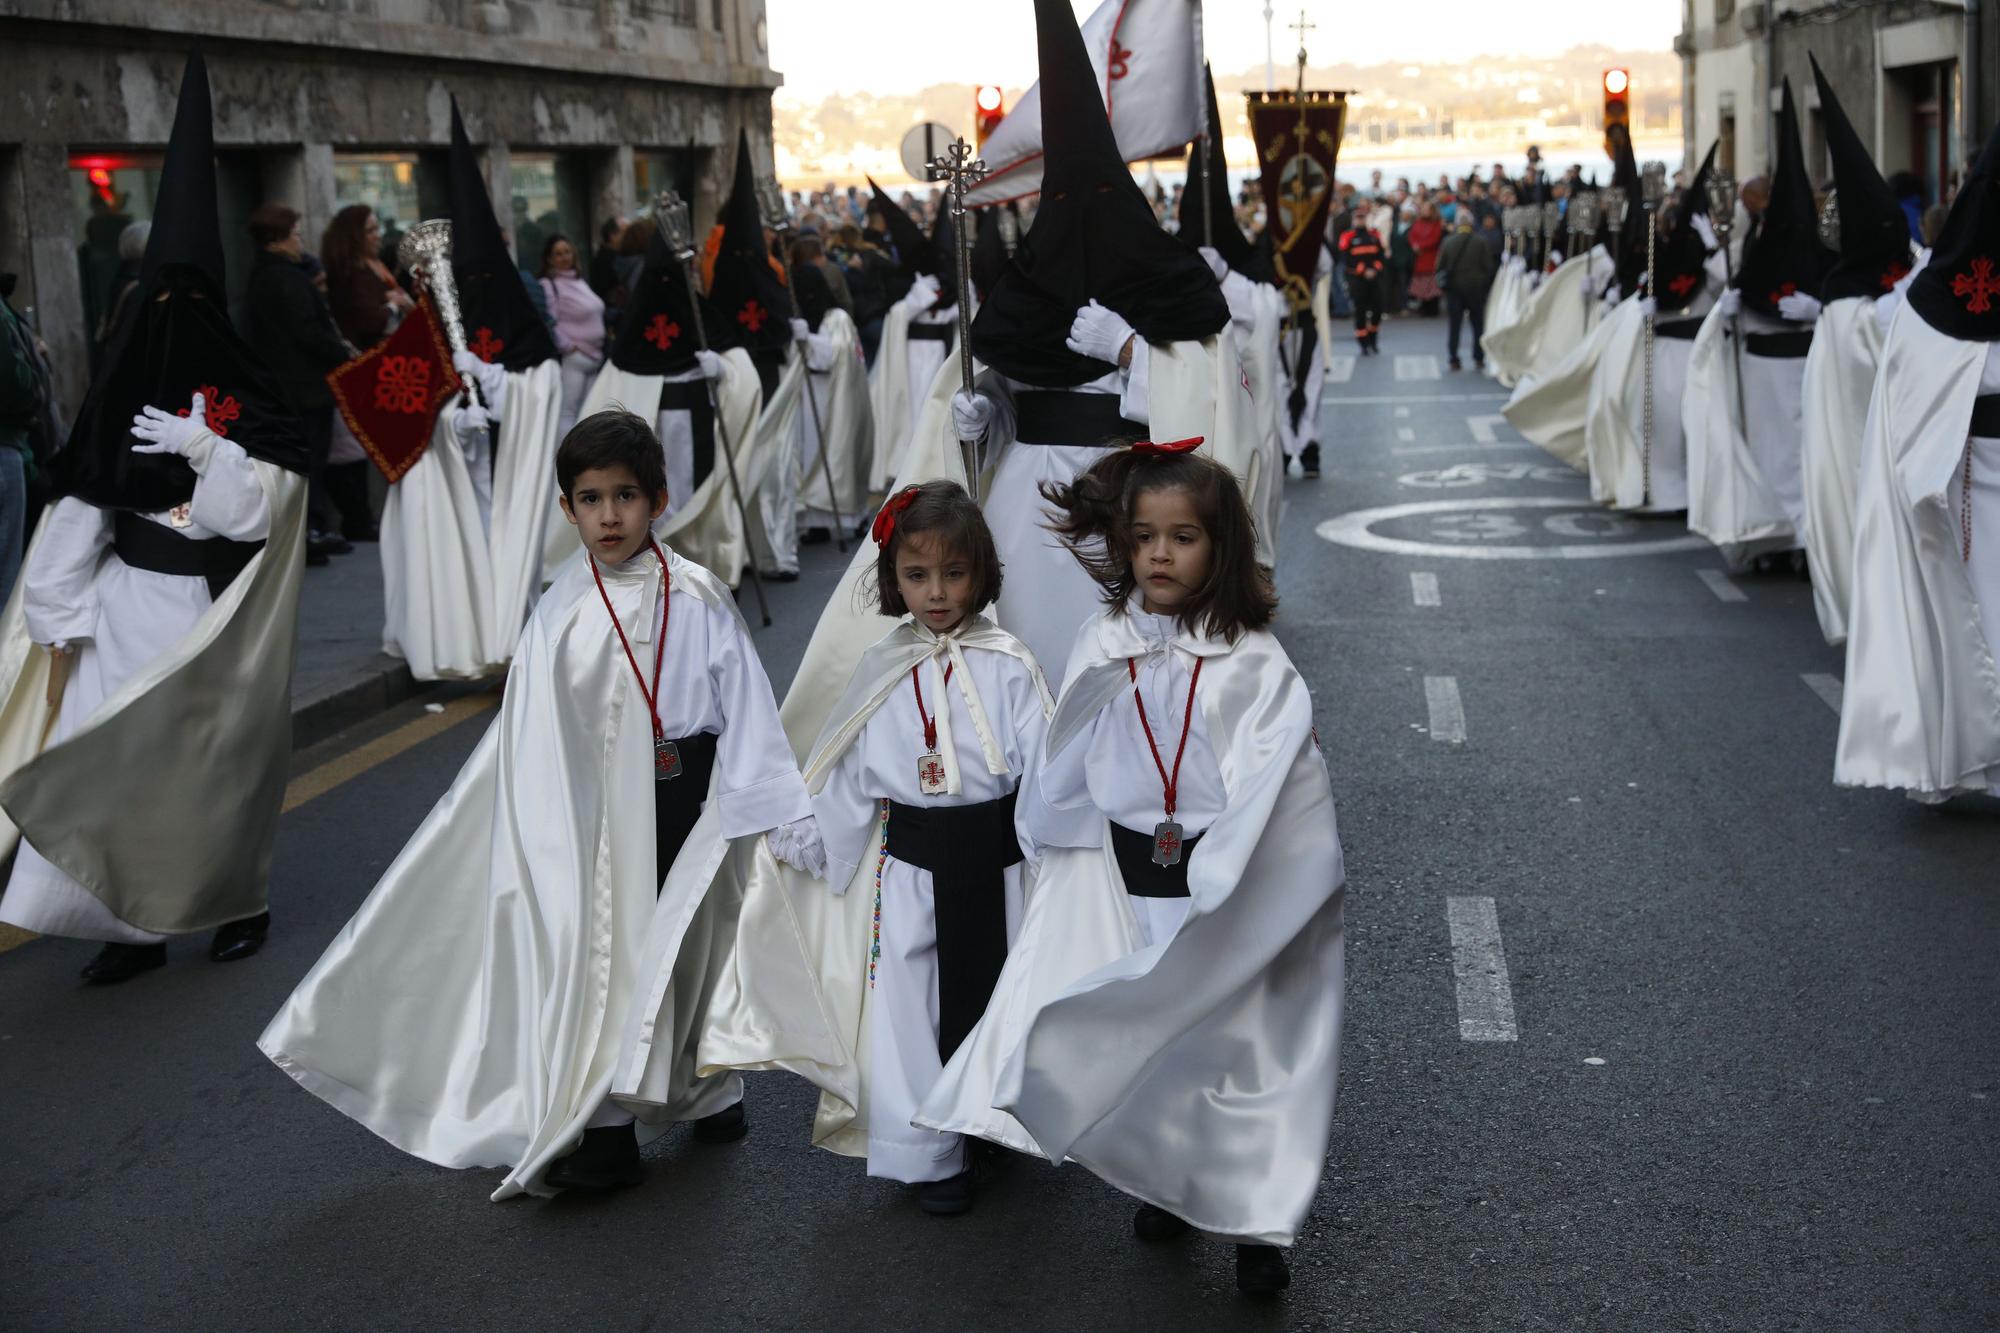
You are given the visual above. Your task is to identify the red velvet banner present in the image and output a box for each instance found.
[327,296,462,484]
[1248,90,1348,313]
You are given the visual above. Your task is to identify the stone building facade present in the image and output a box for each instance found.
[0,0,782,413]
[1678,1,1996,199]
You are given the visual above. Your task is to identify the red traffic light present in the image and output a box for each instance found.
[975,86,1006,146]
[1603,68,1629,97]
[1602,68,1630,134]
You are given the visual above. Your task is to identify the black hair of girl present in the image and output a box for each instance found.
[872,479,1004,618]
[1040,449,1275,641]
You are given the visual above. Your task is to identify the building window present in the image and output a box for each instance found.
[511,152,595,271]
[1719,111,1736,177]
[332,152,449,266]
[69,152,164,355]
[634,150,701,209]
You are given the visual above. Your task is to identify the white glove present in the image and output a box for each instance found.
[1637,297,1657,319]
[769,816,828,880]
[1777,291,1823,323]
[1197,245,1230,282]
[1714,287,1742,319]
[130,392,214,458]
[1690,213,1719,252]
[694,349,725,381]
[1065,299,1137,366]
[451,349,508,413]
[905,273,942,311]
[1546,249,1564,268]
[951,389,994,441]
[1602,288,1622,310]
[451,401,491,450]
[789,317,811,342]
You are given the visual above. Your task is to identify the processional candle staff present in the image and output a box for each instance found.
[927,138,989,499]
[1705,172,1749,442]
[652,190,772,627]
[755,177,849,552]
[1570,191,1600,326]
[398,220,490,432]
[1640,161,1667,504]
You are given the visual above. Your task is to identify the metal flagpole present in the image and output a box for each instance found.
[1704,173,1749,447]
[1640,162,1666,506]
[927,139,988,499]
[653,191,772,627]
[756,178,849,552]
[1196,5,1213,249]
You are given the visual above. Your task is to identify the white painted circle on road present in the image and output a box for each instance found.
[1316,497,1712,560]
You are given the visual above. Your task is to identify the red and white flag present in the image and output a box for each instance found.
[965,0,1205,207]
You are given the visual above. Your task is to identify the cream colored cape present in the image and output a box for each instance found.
[1835,306,2000,798]
[913,608,1346,1248]
[1483,246,1609,390]
[688,616,1053,1157]
[1505,289,1622,470]
[1799,295,1884,645]
[866,298,918,494]
[794,308,875,526]
[0,461,307,932]
[1682,302,1797,564]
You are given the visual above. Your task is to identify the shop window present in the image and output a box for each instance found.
[511,151,593,275]
[333,152,449,267]
[634,150,701,209]
[69,151,164,359]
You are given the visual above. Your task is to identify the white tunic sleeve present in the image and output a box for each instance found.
[1024,705,1102,852]
[185,433,272,541]
[1120,341,1152,425]
[697,597,813,838]
[22,497,111,647]
[811,735,878,895]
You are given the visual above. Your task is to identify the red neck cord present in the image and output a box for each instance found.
[911,659,956,751]
[589,540,671,742]
[1127,655,1203,820]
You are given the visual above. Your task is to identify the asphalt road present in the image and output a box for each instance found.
[3,316,1996,1331]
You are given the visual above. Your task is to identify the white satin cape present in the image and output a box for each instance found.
[1834,307,2000,799]
[548,351,763,585]
[380,359,562,680]
[867,298,918,495]
[794,308,874,528]
[1504,290,1622,470]
[1483,246,1610,394]
[1480,256,1529,384]
[912,607,1345,1247]
[1800,296,1884,645]
[1581,298,1705,512]
[684,616,1054,1157]
[1682,304,1804,564]
[1220,268,1288,565]
[0,456,306,933]
[261,548,783,1199]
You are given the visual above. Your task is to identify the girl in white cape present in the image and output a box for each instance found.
[914,442,1346,1298]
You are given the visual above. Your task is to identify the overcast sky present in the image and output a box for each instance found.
[766,0,1681,102]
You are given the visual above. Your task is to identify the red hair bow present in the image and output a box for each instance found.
[872,486,921,547]
[1130,436,1203,456]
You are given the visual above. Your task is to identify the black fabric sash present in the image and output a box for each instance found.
[1107,820,1205,899]
[1655,317,1704,340]
[1014,390,1146,448]
[907,323,956,346]
[657,378,717,489]
[651,729,720,892]
[884,789,1023,1062]
[111,509,263,600]
[1972,395,2000,439]
[1744,330,1815,359]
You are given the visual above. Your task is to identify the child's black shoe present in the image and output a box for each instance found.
[917,1168,975,1216]
[1132,1202,1191,1242]
[690,1100,748,1144]
[545,1124,643,1192]
[1235,1243,1290,1295]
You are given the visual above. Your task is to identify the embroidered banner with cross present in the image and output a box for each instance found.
[327,295,464,484]
[1248,88,1348,314]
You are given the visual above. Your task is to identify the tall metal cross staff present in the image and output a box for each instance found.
[927,138,987,498]
[1639,162,1667,505]
[1704,172,1750,449]
[652,191,772,627]
[755,178,849,552]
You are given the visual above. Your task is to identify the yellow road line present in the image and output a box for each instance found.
[283,693,497,813]
[1,693,497,957]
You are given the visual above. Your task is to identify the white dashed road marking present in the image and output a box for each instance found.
[1395,355,1442,381]
[1411,572,1441,606]
[1803,674,1844,714]
[1396,427,1416,442]
[1425,675,1466,742]
[1447,896,1519,1042]
[1326,356,1356,384]
[1467,414,1509,443]
[1698,570,1748,602]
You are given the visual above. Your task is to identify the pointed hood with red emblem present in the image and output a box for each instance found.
[48,47,308,512]
[1906,114,2000,341]
[706,130,794,359]
[611,223,708,377]
[968,0,1226,388]
[447,99,557,371]
[1653,139,1717,312]
[1735,79,1834,321]
[1811,54,1915,305]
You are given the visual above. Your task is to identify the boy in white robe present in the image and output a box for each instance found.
[261,409,825,1198]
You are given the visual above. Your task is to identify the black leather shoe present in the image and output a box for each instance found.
[305,546,331,568]
[1300,444,1322,479]
[544,1124,643,1192]
[690,1101,748,1144]
[343,522,380,543]
[800,526,831,545]
[308,530,352,559]
[209,911,270,962]
[762,569,802,583]
[1133,1202,1192,1242]
[917,1168,975,1216]
[80,942,166,985]
[1236,1244,1290,1295]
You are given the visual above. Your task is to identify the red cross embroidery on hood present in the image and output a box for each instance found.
[737,300,768,333]
[644,314,681,351]
[470,327,504,362]
[1953,257,1998,314]
[1668,272,1698,297]
[1878,259,1911,291]
[178,385,241,438]
[1767,282,1798,306]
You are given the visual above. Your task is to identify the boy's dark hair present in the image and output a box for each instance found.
[557,408,668,502]
[1040,449,1275,641]
[872,479,1004,617]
